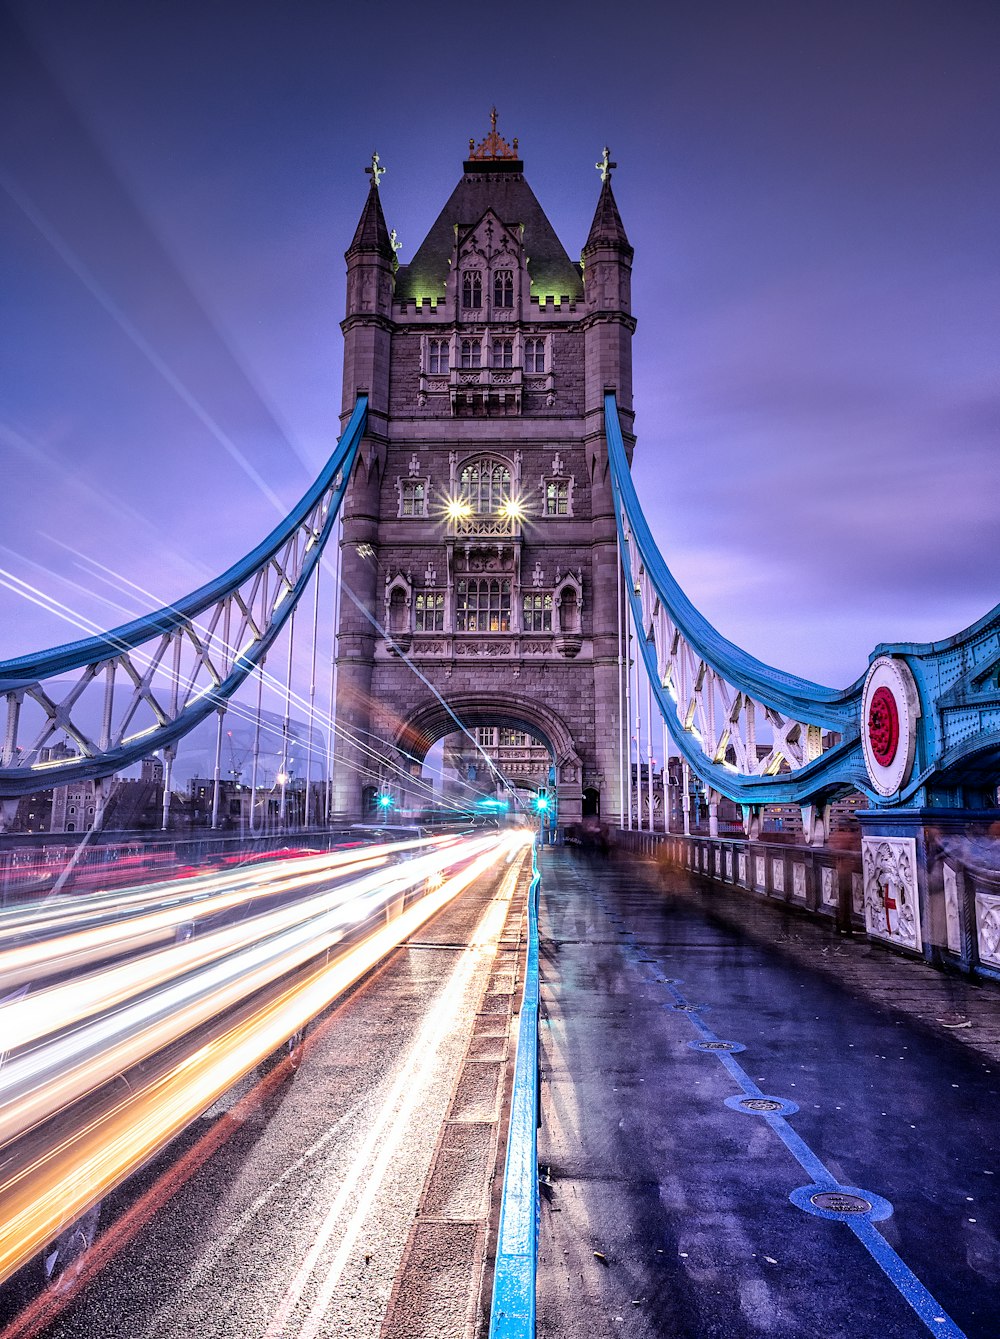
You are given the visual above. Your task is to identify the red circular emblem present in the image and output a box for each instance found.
[867,685,899,767]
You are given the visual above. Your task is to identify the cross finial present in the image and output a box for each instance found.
[365,150,385,188]
[490,106,498,134]
[596,145,616,182]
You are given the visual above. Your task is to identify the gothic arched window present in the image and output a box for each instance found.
[525,337,545,373]
[428,338,449,374]
[462,271,483,308]
[493,269,514,308]
[523,592,553,633]
[460,458,511,514]
[460,339,482,369]
[492,338,513,368]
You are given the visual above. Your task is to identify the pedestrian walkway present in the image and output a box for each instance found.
[535,849,999,1339]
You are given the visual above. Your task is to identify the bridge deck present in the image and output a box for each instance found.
[536,847,1000,1339]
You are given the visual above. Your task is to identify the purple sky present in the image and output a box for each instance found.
[2,0,998,692]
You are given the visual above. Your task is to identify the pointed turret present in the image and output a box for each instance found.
[582,149,633,319]
[342,153,395,416]
[583,173,632,256]
[347,177,393,260]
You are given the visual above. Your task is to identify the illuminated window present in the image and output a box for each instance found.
[460,339,482,369]
[492,338,513,368]
[400,480,426,517]
[545,479,569,515]
[460,458,510,513]
[525,337,545,373]
[428,339,449,374]
[522,592,553,632]
[456,578,511,633]
[499,727,530,747]
[415,591,444,632]
[493,269,514,308]
[462,271,482,308]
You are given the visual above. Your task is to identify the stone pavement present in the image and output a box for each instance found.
[535,847,1000,1339]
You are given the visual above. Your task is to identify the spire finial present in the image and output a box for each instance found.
[468,109,519,162]
[365,150,385,188]
[596,146,617,183]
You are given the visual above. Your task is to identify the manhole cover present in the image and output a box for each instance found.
[672,1004,702,1012]
[740,1098,783,1112]
[810,1190,872,1214]
[700,1041,738,1051]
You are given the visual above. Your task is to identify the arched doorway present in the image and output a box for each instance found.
[394,690,585,833]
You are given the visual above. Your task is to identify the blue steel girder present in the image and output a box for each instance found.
[0,397,368,798]
[605,394,1000,810]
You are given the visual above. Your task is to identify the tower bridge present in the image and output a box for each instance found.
[0,118,998,1339]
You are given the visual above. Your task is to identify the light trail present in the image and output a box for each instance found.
[262,834,531,1339]
[0,836,453,985]
[0,853,389,1052]
[0,837,501,1146]
[0,831,523,1289]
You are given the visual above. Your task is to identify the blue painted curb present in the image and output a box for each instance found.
[489,844,541,1339]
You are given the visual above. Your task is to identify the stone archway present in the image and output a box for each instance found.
[394,690,585,829]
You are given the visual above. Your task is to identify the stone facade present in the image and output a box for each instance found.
[333,124,636,827]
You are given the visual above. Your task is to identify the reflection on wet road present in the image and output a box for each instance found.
[537,849,999,1339]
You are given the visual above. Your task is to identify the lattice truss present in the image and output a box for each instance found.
[0,399,367,796]
[603,393,862,808]
[620,517,833,781]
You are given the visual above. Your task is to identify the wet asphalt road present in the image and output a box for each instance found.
[0,861,518,1339]
[536,848,1000,1339]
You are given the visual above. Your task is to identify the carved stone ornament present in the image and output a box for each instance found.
[943,863,962,954]
[454,641,512,656]
[975,890,1000,969]
[821,865,837,908]
[862,836,921,950]
[861,656,920,797]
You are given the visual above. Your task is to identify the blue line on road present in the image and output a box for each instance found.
[595,895,968,1339]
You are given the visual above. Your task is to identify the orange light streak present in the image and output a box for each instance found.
[0,838,450,989]
[0,837,499,1147]
[0,832,516,1294]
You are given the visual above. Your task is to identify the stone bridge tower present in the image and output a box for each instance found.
[333,118,636,829]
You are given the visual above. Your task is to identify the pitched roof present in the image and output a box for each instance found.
[583,175,632,255]
[395,161,583,303]
[347,180,392,258]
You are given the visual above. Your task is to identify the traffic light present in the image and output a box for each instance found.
[377,793,393,810]
[532,792,550,813]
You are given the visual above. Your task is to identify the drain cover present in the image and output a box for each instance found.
[810,1190,872,1214]
[740,1098,783,1112]
[790,1181,892,1221]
